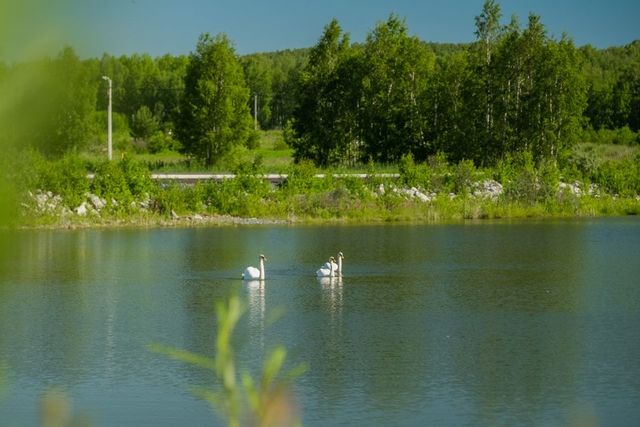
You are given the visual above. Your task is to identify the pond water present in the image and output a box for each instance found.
[1,218,640,426]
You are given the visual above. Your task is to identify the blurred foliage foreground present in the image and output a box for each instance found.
[150,294,306,427]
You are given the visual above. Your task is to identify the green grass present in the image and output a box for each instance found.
[233,130,293,171]
[574,142,640,162]
[81,130,294,173]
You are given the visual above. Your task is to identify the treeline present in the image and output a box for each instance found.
[0,0,638,167]
[289,2,625,167]
[581,41,640,132]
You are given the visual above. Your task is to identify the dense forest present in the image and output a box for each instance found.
[0,0,638,167]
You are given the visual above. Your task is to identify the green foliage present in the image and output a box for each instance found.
[282,120,298,151]
[130,105,160,140]
[453,160,477,195]
[243,130,260,150]
[581,126,639,145]
[360,15,435,163]
[31,154,90,208]
[595,156,640,196]
[0,46,97,157]
[281,161,321,193]
[147,131,181,154]
[241,49,307,130]
[92,158,152,209]
[176,33,253,166]
[120,156,154,197]
[92,161,132,207]
[291,19,360,166]
[501,152,560,204]
[151,294,305,427]
[194,161,272,217]
[153,184,186,215]
[538,159,561,200]
[398,153,432,190]
[288,5,587,167]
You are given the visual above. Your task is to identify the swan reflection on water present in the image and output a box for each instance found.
[245,280,265,332]
[317,275,343,313]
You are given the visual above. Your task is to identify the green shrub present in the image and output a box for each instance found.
[130,106,160,140]
[153,184,186,215]
[595,157,640,196]
[119,156,154,197]
[272,132,289,151]
[33,154,90,208]
[243,129,260,150]
[399,153,435,190]
[582,126,639,146]
[453,160,476,195]
[92,160,133,208]
[282,161,320,193]
[147,131,181,154]
[282,119,297,149]
[503,152,539,204]
[538,159,561,201]
[425,152,453,193]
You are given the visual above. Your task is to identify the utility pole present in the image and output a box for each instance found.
[102,75,113,160]
[254,93,258,131]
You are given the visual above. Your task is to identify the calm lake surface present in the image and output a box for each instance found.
[1,218,640,426]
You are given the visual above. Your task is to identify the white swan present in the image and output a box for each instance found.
[316,256,336,278]
[321,252,344,277]
[336,251,344,276]
[243,254,266,281]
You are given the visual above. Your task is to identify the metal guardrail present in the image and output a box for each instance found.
[87,173,400,185]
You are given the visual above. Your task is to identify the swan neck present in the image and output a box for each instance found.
[259,258,265,280]
[337,257,342,274]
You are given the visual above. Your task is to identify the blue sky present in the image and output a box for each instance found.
[6,0,640,60]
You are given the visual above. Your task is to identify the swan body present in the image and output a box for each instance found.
[243,254,266,280]
[322,260,338,271]
[318,252,344,277]
[316,257,335,277]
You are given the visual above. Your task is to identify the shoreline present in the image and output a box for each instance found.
[14,204,640,231]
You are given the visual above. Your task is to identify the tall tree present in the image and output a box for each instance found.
[359,15,435,163]
[472,0,502,164]
[176,33,253,166]
[290,19,358,165]
[426,51,474,162]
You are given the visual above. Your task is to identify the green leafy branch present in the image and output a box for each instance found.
[150,294,306,427]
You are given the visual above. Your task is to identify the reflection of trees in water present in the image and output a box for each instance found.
[0,231,101,386]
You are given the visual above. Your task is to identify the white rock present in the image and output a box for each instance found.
[87,193,106,210]
[559,181,582,197]
[473,179,503,200]
[413,189,431,202]
[75,202,88,216]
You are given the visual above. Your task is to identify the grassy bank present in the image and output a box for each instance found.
[9,143,640,229]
